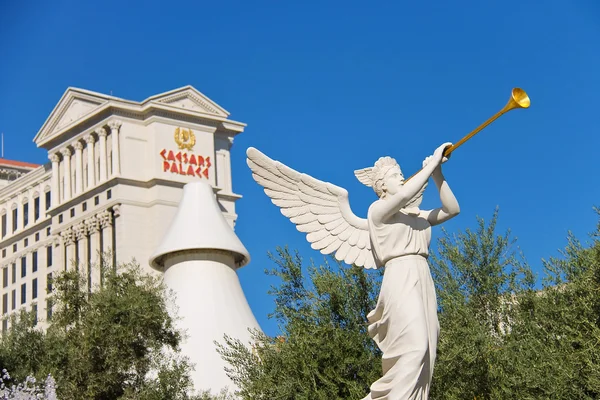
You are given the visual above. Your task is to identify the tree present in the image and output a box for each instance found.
[430,208,600,400]
[428,208,535,399]
[217,247,382,400]
[0,256,201,400]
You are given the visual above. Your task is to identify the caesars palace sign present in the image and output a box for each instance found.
[160,127,211,179]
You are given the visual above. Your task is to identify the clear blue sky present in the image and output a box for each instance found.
[1,0,600,336]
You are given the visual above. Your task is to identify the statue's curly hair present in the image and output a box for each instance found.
[372,156,402,198]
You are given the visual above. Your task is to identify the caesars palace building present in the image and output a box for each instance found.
[0,86,245,332]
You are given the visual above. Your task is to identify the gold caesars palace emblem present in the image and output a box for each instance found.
[174,127,196,151]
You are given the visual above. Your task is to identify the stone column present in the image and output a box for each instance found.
[98,209,113,268]
[27,189,35,226]
[6,203,12,235]
[61,148,72,201]
[108,120,122,177]
[74,141,84,195]
[18,198,25,231]
[40,184,47,220]
[97,128,108,183]
[53,235,64,273]
[61,229,75,270]
[74,222,89,288]
[85,134,96,190]
[216,137,233,191]
[49,153,60,207]
[86,216,101,288]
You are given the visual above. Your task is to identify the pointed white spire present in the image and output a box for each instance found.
[150,181,250,270]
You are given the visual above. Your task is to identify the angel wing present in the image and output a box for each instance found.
[404,181,427,209]
[247,147,378,269]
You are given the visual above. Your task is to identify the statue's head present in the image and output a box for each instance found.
[354,157,403,198]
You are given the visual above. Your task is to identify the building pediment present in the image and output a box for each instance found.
[33,88,110,147]
[145,86,229,118]
[34,86,239,150]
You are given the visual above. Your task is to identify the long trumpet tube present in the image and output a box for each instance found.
[404,88,530,183]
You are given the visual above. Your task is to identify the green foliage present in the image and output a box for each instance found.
[217,247,382,400]
[218,208,600,400]
[430,208,600,400]
[0,256,202,400]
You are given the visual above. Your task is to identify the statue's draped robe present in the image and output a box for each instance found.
[363,210,438,400]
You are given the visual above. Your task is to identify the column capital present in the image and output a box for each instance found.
[111,204,121,218]
[49,153,61,163]
[85,215,100,233]
[85,134,96,144]
[96,127,107,137]
[97,209,112,228]
[74,222,88,240]
[108,120,122,131]
[60,228,75,245]
[73,141,84,151]
[60,147,72,157]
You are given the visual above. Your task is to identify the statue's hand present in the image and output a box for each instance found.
[432,142,452,165]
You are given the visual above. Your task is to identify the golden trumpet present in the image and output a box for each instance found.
[405,88,530,182]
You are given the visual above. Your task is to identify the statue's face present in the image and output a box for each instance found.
[382,166,404,196]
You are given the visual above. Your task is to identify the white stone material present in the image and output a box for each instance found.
[85,134,96,189]
[246,143,460,400]
[74,141,84,194]
[150,181,260,394]
[49,153,60,206]
[61,148,72,201]
[108,120,121,177]
[97,127,108,182]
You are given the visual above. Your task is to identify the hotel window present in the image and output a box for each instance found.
[70,208,75,218]
[12,244,16,253]
[47,273,52,293]
[32,251,38,273]
[46,246,52,267]
[58,214,63,224]
[21,257,26,278]
[23,202,28,227]
[2,267,7,288]
[12,208,17,232]
[11,289,15,310]
[2,293,6,314]
[1,214,6,238]
[94,196,99,206]
[46,227,51,236]
[45,191,51,210]
[35,232,39,242]
[107,190,112,200]
[11,263,15,284]
[32,278,37,299]
[82,202,87,212]
[20,283,26,304]
[32,304,37,326]
[34,197,40,221]
[1,249,4,258]
[24,238,28,247]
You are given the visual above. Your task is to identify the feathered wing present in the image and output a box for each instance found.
[404,181,427,209]
[247,147,378,269]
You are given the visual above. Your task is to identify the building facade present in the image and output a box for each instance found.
[1,86,246,331]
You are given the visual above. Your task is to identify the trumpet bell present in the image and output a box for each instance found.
[509,88,531,110]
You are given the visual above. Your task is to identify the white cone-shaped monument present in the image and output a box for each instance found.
[150,181,261,394]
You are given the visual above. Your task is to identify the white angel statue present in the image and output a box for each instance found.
[246,142,460,400]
